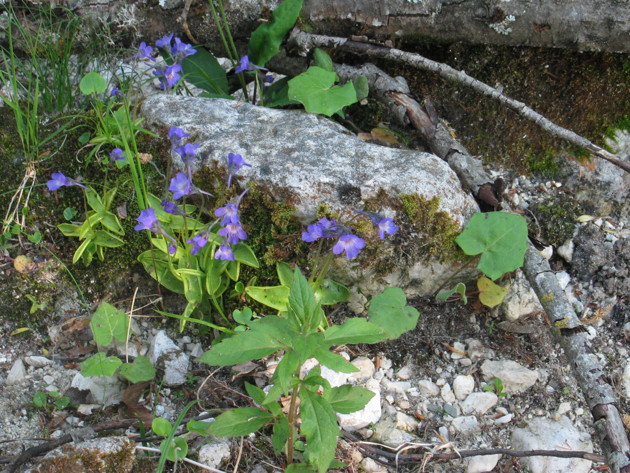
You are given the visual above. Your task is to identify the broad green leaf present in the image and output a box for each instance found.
[262,77,297,108]
[138,250,185,294]
[288,267,320,332]
[288,67,357,117]
[324,318,387,345]
[233,308,254,326]
[63,207,77,221]
[33,392,47,408]
[477,276,507,308]
[367,288,419,339]
[100,213,124,235]
[58,223,81,237]
[177,256,203,304]
[245,381,266,406]
[325,385,374,414]
[73,238,94,265]
[315,278,350,306]
[273,350,300,395]
[102,188,118,210]
[118,356,156,383]
[226,260,240,281]
[79,71,107,95]
[313,347,359,374]
[313,48,333,72]
[272,415,289,454]
[152,417,172,437]
[181,47,229,95]
[93,230,124,248]
[208,408,273,436]
[353,75,369,101]
[80,352,122,377]
[187,419,213,436]
[54,397,71,410]
[233,243,259,268]
[246,285,289,311]
[206,259,229,296]
[199,317,291,366]
[248,0,304,67]
[276,262,294,287]
[299,387,340,473]
[285,465,317,473]
[90,302,129,346]
[455,212,528,280]
[159,437,188,462]
[436,282,468,304]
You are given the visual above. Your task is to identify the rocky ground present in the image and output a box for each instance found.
[0,48,629,473]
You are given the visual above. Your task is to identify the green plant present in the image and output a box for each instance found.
[483,377,507,397]
[199,267,419,472]
[437,212,528,307]
[32,390,73,412]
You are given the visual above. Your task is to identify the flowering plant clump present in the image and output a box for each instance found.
[130,34,197,90]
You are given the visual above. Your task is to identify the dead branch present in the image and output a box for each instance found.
[288,29,630,175]
[345,64,630,473]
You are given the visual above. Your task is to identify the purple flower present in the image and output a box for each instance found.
[109,148,126,162]
[376,218,398,239]
[46,172,86,191]
[317,218,337,234]
[169,172,192,200]
[332,234,366,259]
[187,233,209,255]
[214,244,235,261]
[263,74,275,84]
[234,56,266,74]
[161,199,189,216]
[175,142,200,162]
[133,42,156,62]
[168,127,190,146]
[214,203,240,225]
[172,37,197,61]
[110,87,123,97]
[154,64,182,90]
[218,223,247,244]
[134,208,159,232]
[226,152,251,188]
[302,223,325,242]
[155,33,174,50]
[168,245,177,255]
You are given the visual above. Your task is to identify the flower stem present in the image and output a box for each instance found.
[286,381,300,465]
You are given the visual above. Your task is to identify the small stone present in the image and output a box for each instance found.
[557,240,574,263]
[622,362,630,398]
[379,356,392,371]
[540,245,553,259]
[458,358,472,367]
[481,359,538,394]
[500,270,543,322]
[24,356,53,368]
[494,413,513,424]
[461,392,498,415]
[148,330,190,386]
[396,412,419,431]
[440,383,456,403]
[418,379,440,397]
[338,378,382,431]
[467,454,501,473]
[6,359,26,385]
[372,415,415,446]
[396,365,413,380]
[71,372,124,407]
[451,342,466,360]
[381,378,411,394]
[349,357,375,382]
[557,402,571,416]
[198,438,232,469]
[397,399,411,410]
[45,385,60,392]
[451,416,479,433]
[575,408,584,416]
[466,339,486,360]
[43,375,55,385]
[361,457,389,472]
[453,375,475,401]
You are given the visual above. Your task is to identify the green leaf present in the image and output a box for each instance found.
[248,0,304,67]
[102,188,118,210]
[477,276,507,308]
[288,267,320,332]
[177,256,204,304]
[285,465,317,473]
[325,385,374,414]
[90,302,129,346]
[118,356,156,383]
[276,262,294,287]
[85,188,104,213]
[138,250,185,294]
[63,207,78,221]
[436,282,468,304]
[315,278,350,306]
[206,259,229,296]
[93,230,125,248]
[272,415,289,454]
[226,260,240,281]
[58,223,81,236]
[186,419,213,436]
[80,352,122,377]
[159,436,188,462]
[181,47,229,95]
[208,407,273,436]
[353,75,369,101]
[233,307,254,326]
[288,67,357,117]
[79,71,107,95]
[199,317,292,366]
[273,350,300,395]
[245,381,266,406]
[367,288,419,339]
[299,387,340,473]
[245,285,289,311]
[233,243,259,268]
[313,347,359,374]
[100,213,124,235]
[262,77,297,108]
[54,396,71,410]
[324,318,387,345]
[73,238,94,265]
[152,417,172,437]
[33,392,47,408]
[313,48,333,72]
[455,212,528,280]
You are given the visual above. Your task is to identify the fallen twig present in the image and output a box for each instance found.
[288,29,630,174]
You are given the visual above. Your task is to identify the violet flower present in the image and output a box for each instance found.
[169,172,192,200]
[235,56,267,74]
[214,203,240,226]
[134,208,160,232]
[332,234,366,259]
[161,199,189,217]
[155,33,174,49]
[46,172,86,191]
[171,37,197,61]
[175,143,200,163]
[226,152,251,188]
[132,42,156,62]
[376,218,398,239]
[154,64,182,90]
[168,127,190,146]
[187,233,209,255]
[109,148,126,162]
[110,87,123,97]
[218,223,247,245]
[214,244,235,261]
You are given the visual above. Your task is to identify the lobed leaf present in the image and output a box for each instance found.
[118,356,156,383]
[208,407,273,436]
[80,352,122,377]
[90,302,129,346]
[367,287,419,339]
[477,276,507,308]
[288,67,357,117]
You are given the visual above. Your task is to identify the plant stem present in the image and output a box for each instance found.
[432,256,477,296]
[286,382,300,465]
